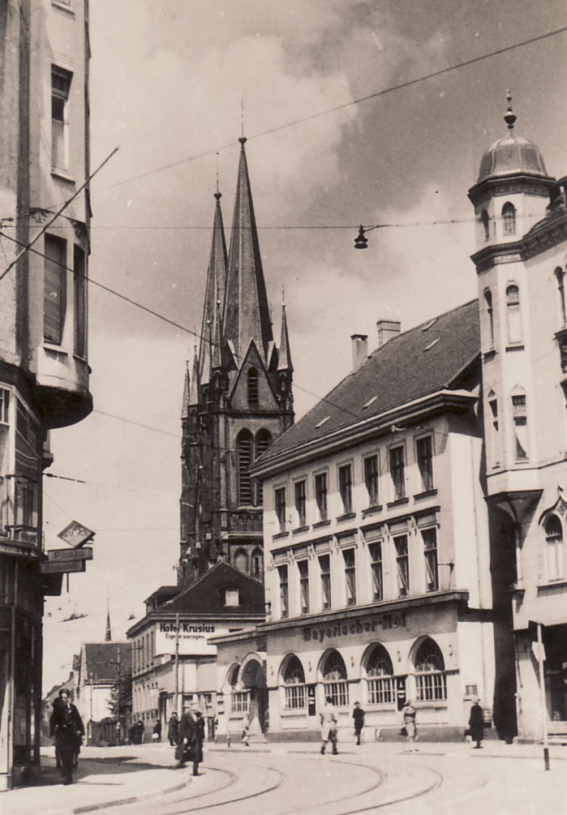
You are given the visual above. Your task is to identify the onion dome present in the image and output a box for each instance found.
[476,92,548,183]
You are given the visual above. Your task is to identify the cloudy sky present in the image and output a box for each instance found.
[42,0,567,689]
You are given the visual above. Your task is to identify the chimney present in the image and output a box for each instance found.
[376,319,401,348]
[351,334,368,371]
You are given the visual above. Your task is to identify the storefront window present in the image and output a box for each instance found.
[322,650,349,707]
[365,645,394,705]
[283,655,306,709]
[231,691,250,713]
[414,638,447,702]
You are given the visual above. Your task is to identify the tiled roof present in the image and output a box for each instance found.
[257,299,480,465]
[161,561,265,615]
[82,642,132,683]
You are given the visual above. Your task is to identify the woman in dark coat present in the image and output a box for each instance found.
[50,690,84,785]
[167,712,179,746]
[176,704,205,776]
[469,699,485,748]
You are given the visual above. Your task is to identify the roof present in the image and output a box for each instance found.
[255,299,480,468]
[477,133,549,184]
[161,561,265,615]
[82,642,132,683]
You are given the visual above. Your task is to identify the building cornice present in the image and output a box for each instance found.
[251,390,477,479]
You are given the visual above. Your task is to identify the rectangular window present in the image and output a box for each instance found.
[489,397,500,467]
[52,67,72,170]
[343,548,356,606]
[319,554,331,610]
[0,389,9,425]
[395,535,409,597]
[390,446,405,500]
[231,691,250,713]
[416,436,434,492]
[315,472,328,521]
[225,589,240,606]
[416,673,447,702]
[294,480,306,527]
[44,235,67,344]
[338,464,353,514]
[324,682,349,707]
[298,559,309,614]
[422,528,439,592]
[369,542,383,601]
[284,684,306,709]
[364,455,379,506]
[74,246,87,358]
[278,565,289,618]
[275,488,286,532]
[512,394,528,461]
[367,677,394,705]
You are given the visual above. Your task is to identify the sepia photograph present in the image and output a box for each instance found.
[0,1,566,813]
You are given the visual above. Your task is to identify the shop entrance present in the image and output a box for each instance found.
[240,657,267,734]
[544,625,567,726]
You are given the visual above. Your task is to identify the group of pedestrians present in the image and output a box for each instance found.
[319,696,485,753]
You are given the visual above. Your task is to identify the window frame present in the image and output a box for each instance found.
[319,553,331,610]
[394,534,409,597]
[416,435,434,493]
[278,564,289,618]
[338,462,353,514]
[422,527,439,592]
[294,478,307,527]
[545,515,564,582]
[363,454,379,507]
[343,547,356,606]
[51,66,72,171]
[44,234,67,345]
[502,201,516,236]
[368,541,383,602]
[274,486,287,533]
[505,282,522,345]
[389,445,406,501]
[314,471,328,521]
[298,559,309,615]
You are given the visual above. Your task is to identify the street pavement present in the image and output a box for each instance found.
[1,739,566,815]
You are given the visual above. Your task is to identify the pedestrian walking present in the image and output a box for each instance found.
[167,712,179,746]
[152,720,162,742]
[469,698,485,749]
[401,700,418,751]
[132,719,145,744]
[352,701,365,746]
[241,714,250,746]
[176,702,205,776]
[49,689,85,785]
[320,696,338,755]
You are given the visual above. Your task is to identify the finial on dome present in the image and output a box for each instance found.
[504,90,516,131]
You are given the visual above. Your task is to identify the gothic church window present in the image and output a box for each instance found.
[237,430,253,505]
[502,202,516,235]
[506,284,522,344]
[251,548,263,579]
[254,429,271,505]
[545,515,564,581]
[247,368,259,406]
[234,549,248,573]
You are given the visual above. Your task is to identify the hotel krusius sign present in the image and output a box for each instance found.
[155,621,229,657]
[302,611,407,645]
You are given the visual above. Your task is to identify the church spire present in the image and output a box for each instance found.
[105,600,112,642]
[181,359,191,419]
[189,347,201,406]
[224,138,273,363]
[199,191,228,378]
[278,301,293,372]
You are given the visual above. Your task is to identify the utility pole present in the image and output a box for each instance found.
[174,613,180,716]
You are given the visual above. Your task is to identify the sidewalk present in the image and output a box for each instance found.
[0,744,211,815]
[2,738,566,815]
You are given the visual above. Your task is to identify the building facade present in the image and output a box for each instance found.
[127,563,265,739]
[178,138,294,587]
[0,0,92,789]
[217,303,498,742]
[469,101,567,740]
[73,642,132,745]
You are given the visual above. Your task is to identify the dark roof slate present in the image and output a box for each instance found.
[162,561,265,615]
[259,299,480,464]
[82,642,132,683]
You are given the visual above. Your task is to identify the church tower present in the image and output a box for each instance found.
[179,138,294,587]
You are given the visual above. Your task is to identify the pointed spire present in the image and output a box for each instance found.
[105,600,112,642]
[224,138,273,363]
[189,348,201,406]
[181,360,191,419]
[211,299,223,369]
[201,319,212,386]
[199,191,228,378]
[278,298,293,372]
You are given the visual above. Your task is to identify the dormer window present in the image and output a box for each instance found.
[502,202,516,235]
[225,589,240,606]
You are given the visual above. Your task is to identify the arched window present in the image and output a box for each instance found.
[282,655,306,709]
[545,515,564,581]
[555,267,566,326]
[511,386,528,461]
[234,548,248,573]
[365,645,394,705]
[254,429,271,505]
[322,650,349,707]
[502,202,516,235]
[506,284,522,344]
[484,289,494,349]
[237,430,253,505]
[414,638,447,702]
[251,547,263,579]
[228,663,249,713]
[481,209,490,241]
[247,368,259,407]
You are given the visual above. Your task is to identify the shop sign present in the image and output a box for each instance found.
[47,548,93,562]
[155,621,230,656]
[41,561,86,574]
[302,611,407,645]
